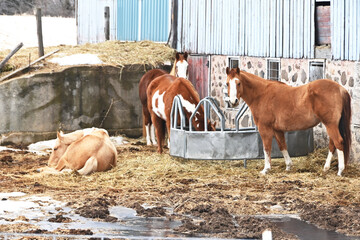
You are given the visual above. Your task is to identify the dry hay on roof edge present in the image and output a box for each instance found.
[0,41,176,79]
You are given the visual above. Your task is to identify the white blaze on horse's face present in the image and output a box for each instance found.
[152,90,167,120]
[228,77,240,106]
[176,60,189,79]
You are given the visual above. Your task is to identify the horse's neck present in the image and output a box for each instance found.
[241,72,268,106]
[169,60,177,76]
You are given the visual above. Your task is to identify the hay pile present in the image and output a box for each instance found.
[0,41,176,79]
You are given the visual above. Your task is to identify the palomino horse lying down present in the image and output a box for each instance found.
[45,128,117,175]
[226,67,351,176]
[147,75,215,153]
[139,52,188,146]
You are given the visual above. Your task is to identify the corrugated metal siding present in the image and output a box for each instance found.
[117,0,139,41]
[77,0,117,44]
[332,0,360,61]
[117,0,170,42]
[140,0,170,41]
[176,0,315,59]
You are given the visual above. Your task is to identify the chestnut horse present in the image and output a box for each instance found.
[139,52,188,145]
[226,68,351,176]
[147,75,214,153]
[45,128,117,175]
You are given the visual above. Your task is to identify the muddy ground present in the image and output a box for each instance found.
[0,138,360,239]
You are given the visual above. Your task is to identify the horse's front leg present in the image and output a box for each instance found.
[259,128,273,175]
[274,130,292,171]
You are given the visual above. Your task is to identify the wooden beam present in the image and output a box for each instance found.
[36,8,44,57]
[0,49,59,82]
[0,42,24,71]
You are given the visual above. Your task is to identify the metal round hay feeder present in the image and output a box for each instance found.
[169,96,314,167]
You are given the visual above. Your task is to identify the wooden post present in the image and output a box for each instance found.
[0,42,23,71]
[36,8,44,57]
[104,6,110,41]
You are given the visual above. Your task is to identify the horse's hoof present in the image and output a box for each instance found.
[260,169,268,175]
[323,166,330,172]
[286,167,291,171]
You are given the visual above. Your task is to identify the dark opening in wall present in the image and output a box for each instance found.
[315,0,331,46]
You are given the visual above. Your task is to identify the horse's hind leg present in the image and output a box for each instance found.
[274,131,292,171]
[323,139,336,172]
[325,124,345,176]
[77,156,98,175]
[259,128,274,175]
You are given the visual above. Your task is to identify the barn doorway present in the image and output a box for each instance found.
[187,55,210,100]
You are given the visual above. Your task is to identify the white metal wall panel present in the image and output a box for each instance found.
[176,0,318,58]
[332,0,360,60]
[77,0,117,44]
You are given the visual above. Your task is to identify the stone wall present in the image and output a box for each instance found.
[0,64,166,145]
[209,55,360,163]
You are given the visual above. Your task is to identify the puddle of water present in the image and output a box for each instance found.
[0,193,184,238]
[267,216,360,240]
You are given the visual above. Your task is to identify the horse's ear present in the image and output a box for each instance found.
[236,67,240,74]
[176,52,180,60]
[226,67,230,75]
[183,52,188,60]
[57,131,64,140]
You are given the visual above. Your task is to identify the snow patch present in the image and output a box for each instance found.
[49,54,103,66]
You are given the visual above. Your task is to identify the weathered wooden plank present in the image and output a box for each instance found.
[0,49,59,82]
[0,42,23,71]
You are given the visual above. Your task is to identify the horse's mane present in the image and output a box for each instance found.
[178,78,200,103]
[240,70,287,85]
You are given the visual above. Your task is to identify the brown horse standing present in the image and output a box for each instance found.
[139,52,188,145]
[226,67,351,176]
[147,75,214,153]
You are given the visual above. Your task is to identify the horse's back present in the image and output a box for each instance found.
[139,69,167,104]
[66,133,116,171]
[147,74,176,96]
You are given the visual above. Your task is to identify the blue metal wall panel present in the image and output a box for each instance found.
[141,0,170,42]
[117,0,139,41]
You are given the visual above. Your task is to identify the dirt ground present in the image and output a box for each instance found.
[1,138,360,239]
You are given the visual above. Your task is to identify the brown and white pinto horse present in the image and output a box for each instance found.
[139,52,188,145]
[226,68,351,176]
[45,128,117,175]
[147,75,214,153]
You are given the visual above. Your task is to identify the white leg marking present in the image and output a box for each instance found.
[323,151,333,172]
[150,124,157,145]
[77,156,98,175]
[260,151,271,175]
[167,138,170,149]
[145,124,151,145]
[281,150,292,171]
[337,150,345,176]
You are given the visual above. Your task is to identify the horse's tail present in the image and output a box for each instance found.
[339,91,352,165]
[142,111,146,137]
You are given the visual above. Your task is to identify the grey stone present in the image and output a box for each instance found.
[247,61,252,69]
[292,73,298,82]
[300,69,307,83]
[260,70,265,78]
[288,66,292,72]
[349,77,354,87]
[281,70,289,81]
[341,72,347,85]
